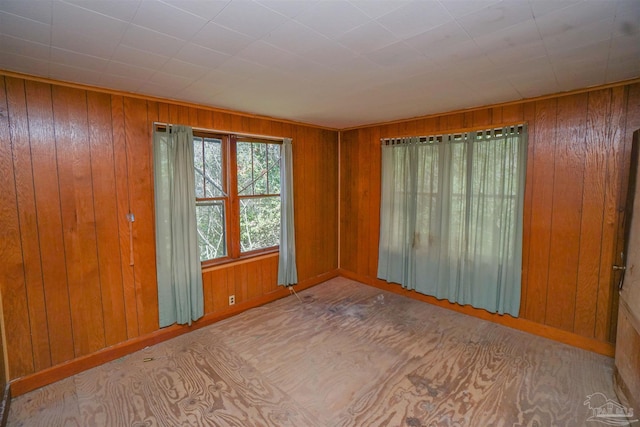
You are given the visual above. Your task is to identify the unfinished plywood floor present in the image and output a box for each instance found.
[8,277,624,426]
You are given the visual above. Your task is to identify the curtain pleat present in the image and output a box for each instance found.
[278,138,298,286]
[154,125,204,327]
[378,127,527,316]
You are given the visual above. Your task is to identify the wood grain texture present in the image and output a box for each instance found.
[86,91,127,347]
[24,80,75,367]
[52,85,105,357]
[545,93,587,331]
[8,278,623,427]
[0,78,39,378]
[339,83,640,346]
[0,74,338,383]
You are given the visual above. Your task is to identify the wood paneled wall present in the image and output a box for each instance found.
[340,83,640,346]
[0,75,338,382]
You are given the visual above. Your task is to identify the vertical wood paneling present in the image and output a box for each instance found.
[520,102,536,318]
[0,77,36,378]
[111,95,139,339]
[124,98,158,335]
[87,92,127,347]
[524,99,557,323]
[25,80,75,366]
[0,75,338,382]
[595,86,627,341]
[545,94,587,331]
[573,90,611,338]
[52,86,105,357]
[339,84,638,346]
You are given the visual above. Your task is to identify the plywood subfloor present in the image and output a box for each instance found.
[7,278,625,426]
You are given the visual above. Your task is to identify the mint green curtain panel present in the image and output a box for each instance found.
[378,126,527,316]
[153,125,204,327]
[278,137,298,286]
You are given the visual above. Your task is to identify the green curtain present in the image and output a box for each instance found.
[378,126,527,316]
[153,125,204,327]
[278,138,298,286]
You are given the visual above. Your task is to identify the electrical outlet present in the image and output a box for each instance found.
[229,295,235,306]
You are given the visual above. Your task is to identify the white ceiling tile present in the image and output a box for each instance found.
[63,0,142,22]
[48,62,103,86]
[137,80,182,98]
[52,26,120,57]
[301,43,358,68]
[609,34,640,60]
[455,1,534,38]
[349,0,409,20]
[256,0,318,19]
[0,0,52,24]
[528,0,580,19]
[614,0,640,37]
[295,1,372,40]
[111,44,170,70]
[215,56,271,79]
[191,21,253,55]
[213,1,288,39]
[404,21,471,58]
[485,40,547,64]
[161,0,230,20]
[0,52,50,76]
[473,18,541,53]
[605,56,640,83]
[534,1,616,37]
[148,70,192,89]
[98,73,145,92]
[132,0,208,40]
[104,60,157,80]
[174,43,230,68]
[364,41,425,68]
[337,21,399,55]
[438,0,501,18]
[262,20,333,56]
[50,47,108,72]
[0,35,50,59]
[376,1,452,40]
[0,0,636,129]
[52,1,129,41]
[200,67,251,87]
[159,58,209,80]
[120,24,186,56]
[0,10,51,44]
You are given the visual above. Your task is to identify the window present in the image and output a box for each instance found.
[377,125,527,316]
[194,132,281,263]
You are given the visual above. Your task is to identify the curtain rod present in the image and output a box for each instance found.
[153,122,288,142]
[381,123,525,145]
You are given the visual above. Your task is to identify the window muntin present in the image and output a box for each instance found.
[194,135,228,261]
[236,140,281,254]
[194,133,281,263]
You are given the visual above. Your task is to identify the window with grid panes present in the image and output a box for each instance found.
[193,132,281,263]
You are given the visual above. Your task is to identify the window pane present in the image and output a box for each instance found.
[204,137,224,197]
[194,136,205,198]
[239,196,280,252]
[237,142,280,196]
[196,202,227,261]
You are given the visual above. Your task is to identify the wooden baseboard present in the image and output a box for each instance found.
[338,269,615,357]
[9,269,339,397]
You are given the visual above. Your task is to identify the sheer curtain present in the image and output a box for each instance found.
[154,125,204,327]
[378,126,527,316]
[278,137,298,286]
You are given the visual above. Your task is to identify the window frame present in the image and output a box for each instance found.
[194,131,281,268]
